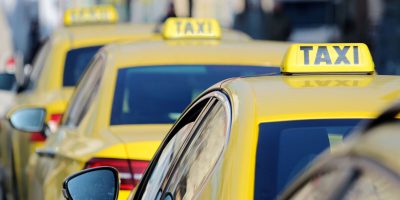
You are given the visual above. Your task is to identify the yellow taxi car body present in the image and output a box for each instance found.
[107,43,400,200]
[10,18,292,200]
[279,102,400,200]
[0,7,163,199]
[59,43,400,200]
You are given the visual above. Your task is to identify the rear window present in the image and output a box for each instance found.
[0,73,15,90]
[111,65,279,125]
[63,46,102,86]
[254,119,363,200]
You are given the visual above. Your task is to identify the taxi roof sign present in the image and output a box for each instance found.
[162,18,222,40]
[64,5,118,26]
[282,43,375,74]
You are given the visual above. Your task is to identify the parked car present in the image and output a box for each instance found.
[60,43,400,200]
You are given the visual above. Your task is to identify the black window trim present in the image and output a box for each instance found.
[62,52,106,128]
[132,92,215,200]
[160,98,218,189]
[132,89,232,200]
[160,91,232,199]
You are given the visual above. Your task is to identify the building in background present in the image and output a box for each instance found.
[0,0,33,62]
[129,0,244,27]
[0,2,15,70]
[373,0,400,75]
[0,0,130,63]
[130,0,169,23]
[43,0,130,41]
[0,0,399,74]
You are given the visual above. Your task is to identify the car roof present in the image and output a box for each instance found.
[220,75,400,122]
[52,23,252,48]
[51,23,159,48]
[103,40,289,68]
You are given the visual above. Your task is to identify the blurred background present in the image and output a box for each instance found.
[0,0,399,75]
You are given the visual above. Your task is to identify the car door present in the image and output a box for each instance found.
[133,91,231,200]
[27,53,106,200]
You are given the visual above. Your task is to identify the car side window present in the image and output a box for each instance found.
[140,97,214,200]
[142,122,195,199]
[164,98,230,200]
[62,54,105,127]
[343,170,400,199]
[289,169,353,200]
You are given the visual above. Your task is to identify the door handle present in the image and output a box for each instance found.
[36,149,56,158]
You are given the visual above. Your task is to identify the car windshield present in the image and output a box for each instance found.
[63,46,103,86]
[254,119,363,199]
[111,65,279,125]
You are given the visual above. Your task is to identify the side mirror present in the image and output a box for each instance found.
[62,167,119,200]
[9,107,46,132]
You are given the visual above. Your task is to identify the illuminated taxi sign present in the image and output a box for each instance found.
[162,18,222,39]
[282,43,374,74]
[64,5,118,26]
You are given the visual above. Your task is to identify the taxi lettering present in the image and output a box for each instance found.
[282,43,374,74]
[300,46,359,65]
[64,5,118,26]
[302,80,360,87]
[70,9,109,22]
[162,18,221,39]
[175,21,213,35]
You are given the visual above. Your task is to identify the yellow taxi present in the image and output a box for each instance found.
[7,18,290,200]
[61,43,400,200]
[0,5,162,200]
[279,102,400,200]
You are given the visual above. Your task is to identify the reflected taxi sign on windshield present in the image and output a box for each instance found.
[281,43,375,74]
[63,5,118,26]
[283,76,373,88]
[162,18,222,39]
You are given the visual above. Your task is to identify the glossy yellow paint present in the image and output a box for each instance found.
[191,74,400,200]
[1,23,161,200]
[282,75,374,88]
[107,39,287,68]
[191,43,397,198]
[119,190,131,200]
[93,140,161,161]
[29,32,290,200]
[282,43,374,74]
